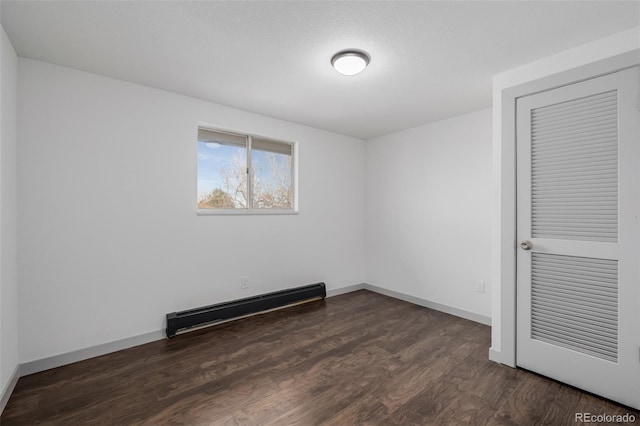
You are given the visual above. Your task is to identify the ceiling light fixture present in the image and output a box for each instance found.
[331,50,370,76]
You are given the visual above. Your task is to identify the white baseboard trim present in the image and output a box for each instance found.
[20,329,165,377]
[488,346,516,368]
[326,283,365,297]
[363,283,492,326]
[489,347,503,364]
[1,364,20,415]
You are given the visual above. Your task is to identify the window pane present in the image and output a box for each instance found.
[197,130,248,209]
[251,140,293,209]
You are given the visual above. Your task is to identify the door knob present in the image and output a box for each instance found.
[520,240,533,250]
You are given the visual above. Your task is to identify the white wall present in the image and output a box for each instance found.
[365,108,492,319]
[0,22,19,400]
[491,27,640,366]
[17,58,366,363]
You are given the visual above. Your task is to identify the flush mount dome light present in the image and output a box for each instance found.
[331,50,370,76]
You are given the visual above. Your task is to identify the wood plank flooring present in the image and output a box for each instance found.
[2,290,638,425]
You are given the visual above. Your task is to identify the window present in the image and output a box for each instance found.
[197,128,296,214]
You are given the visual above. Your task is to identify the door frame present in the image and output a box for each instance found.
[491,49,640,367]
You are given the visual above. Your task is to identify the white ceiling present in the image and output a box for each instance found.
[2,1,639,139]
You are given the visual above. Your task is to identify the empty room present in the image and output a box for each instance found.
[1,1,639,424]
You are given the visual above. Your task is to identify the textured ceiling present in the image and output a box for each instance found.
[2,1,639,139]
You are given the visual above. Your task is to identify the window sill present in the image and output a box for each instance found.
[197,209,298,216]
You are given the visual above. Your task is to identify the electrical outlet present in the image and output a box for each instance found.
[475,280,485,293]
[241,276,249,289]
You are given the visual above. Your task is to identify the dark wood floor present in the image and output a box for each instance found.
[2,290,638,425]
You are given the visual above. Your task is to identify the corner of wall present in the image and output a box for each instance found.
[0,21,20,413]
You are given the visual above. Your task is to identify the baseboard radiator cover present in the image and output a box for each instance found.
[166,282,326,337]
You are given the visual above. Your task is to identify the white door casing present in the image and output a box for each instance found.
[516,67,640,409]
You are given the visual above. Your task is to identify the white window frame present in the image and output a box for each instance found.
[197,126,298,215]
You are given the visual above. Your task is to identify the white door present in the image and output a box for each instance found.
[516,67,640,409]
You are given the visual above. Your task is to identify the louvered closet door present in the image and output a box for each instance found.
[516,67,640,409]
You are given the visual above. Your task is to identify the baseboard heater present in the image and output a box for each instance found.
[166,282,326,338]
